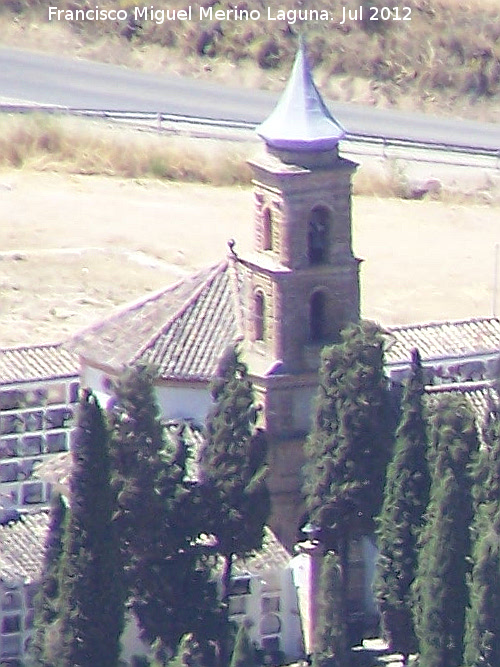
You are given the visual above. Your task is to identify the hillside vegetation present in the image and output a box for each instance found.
[2,0,500,121]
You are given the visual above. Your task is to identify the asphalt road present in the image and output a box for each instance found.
[1,46,500,150]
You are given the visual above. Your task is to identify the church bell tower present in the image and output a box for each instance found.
[240,44,361,546]
[243,45,360,377]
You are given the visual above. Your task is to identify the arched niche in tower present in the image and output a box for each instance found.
[262,207,273,251]
[307,205,330,265]
[309,289,327,342]
[254,289,266,341]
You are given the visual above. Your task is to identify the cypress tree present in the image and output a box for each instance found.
[302,321,393,636]
[473,395,500,520]
[29,494,68,667]
[57,389,125,667]
[304,321,393,542]
[463,394,500,667]
[413,394,478,667]
[111,365,222,658]
[229,624,258,667]
[468,396,499,522]
[167,633,206,667]
[375,348,430,662]
[201,347,269,667]
[202,347,270,602]
[313,551,348,667]
[463,508,500,667]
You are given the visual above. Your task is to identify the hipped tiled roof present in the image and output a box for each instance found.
[0,511,50,584]
[0,511,288,589]
[232,527,291,576]
[426,380,499,430]
[0,343,79,386]
[67,260,244,382]
[32,452,72,489]
[386,317,500,365]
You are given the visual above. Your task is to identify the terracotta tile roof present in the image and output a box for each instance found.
[386,317,500,365]
[0,511,49,584]
[0,343,79,385]
[426,380,499,435]
[232,527,291,576]
[32,452,72,490]
[67,260,244,382]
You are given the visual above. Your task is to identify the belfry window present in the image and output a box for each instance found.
[310,291,326,342]
[308,206,329,265]
[254,291,266,341]
[263,208,273,251]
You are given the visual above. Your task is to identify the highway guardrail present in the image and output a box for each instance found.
[1,104,499,167]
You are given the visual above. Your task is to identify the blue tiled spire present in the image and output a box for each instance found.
[256,41,345,152]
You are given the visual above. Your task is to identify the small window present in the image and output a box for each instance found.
[254,292,265,342]
[46,384,66,405]
[0,438,17,458]
[0,634,21,658]
[262,597,280,613]
[23,410,43,432]
[230,576,251,596]
[229,596,247,616]
[2,615,21,634]
[45,408,69,430]
[46,432,67,453]
[0,414,21,436]
[262,208,273,251]
[260,613,281,636]
[22,482,44,505]
[0,390,24,411]
[261,636,280,653]
[0,463,18,483]
[2,592,21,612]
[20,435,43,456]
[310,291,326,342]
[24,389,46,407]
[308,207,329,265]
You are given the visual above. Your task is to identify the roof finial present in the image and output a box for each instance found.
[296,0,306,39]
[227,238,238,258]
[298,28,305,50]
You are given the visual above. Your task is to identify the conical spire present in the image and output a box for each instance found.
[257,42,345,152]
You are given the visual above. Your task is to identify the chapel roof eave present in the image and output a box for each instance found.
[65,258,245,383]
[385,317,500,366]
[0,343,79,386]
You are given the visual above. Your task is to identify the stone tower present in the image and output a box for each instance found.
[240,44,361,547]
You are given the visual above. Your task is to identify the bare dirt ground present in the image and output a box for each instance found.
[1,170,499,348]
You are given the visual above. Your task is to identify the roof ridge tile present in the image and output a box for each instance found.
[426,379,494,393]
[387,316,500,333]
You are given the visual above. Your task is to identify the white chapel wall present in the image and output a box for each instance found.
[82,363,211,424]
[155,385,212,424]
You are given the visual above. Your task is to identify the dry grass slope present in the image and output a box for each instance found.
[0,115,251,185]
[2,115,500,204]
